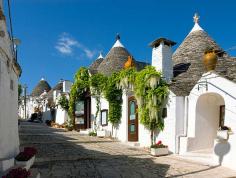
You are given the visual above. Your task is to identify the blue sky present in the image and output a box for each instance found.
[6,0,236,93]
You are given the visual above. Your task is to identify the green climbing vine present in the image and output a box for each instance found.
[68,67,90,129]
[68,65,168,144]
[103,72,123,134]
[90,73,107,123]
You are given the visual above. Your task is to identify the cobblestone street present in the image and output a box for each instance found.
[19,122,236,178]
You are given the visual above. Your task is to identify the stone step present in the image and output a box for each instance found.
[177,152,218,166]
[125,142,140,147]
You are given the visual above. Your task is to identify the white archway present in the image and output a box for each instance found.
[194,92,225,151]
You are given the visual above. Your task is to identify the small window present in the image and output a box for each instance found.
[10,79,14,90]
[219,105,225,127]
[162,108,167,118]
[101,109,108,126]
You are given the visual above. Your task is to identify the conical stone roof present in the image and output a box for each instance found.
[89,53,104,74]
[173,30,221,65]
[97,38,132,76]
[31,78,51,97]
[47,80,63,99]
[170,14,236,96]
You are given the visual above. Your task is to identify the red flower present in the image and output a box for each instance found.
[156,141,162,145]
[15,147,37,161]
[2,167,30,178]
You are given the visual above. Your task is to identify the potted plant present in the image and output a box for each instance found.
[89,131,97,136]
[217,126,232,140]
[2,167,31,178]
[15,147,37,170]
[150,141,168,156]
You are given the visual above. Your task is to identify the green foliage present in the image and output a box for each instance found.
[89,131,97,136]
[118,67,136,90]
[119,66,169,145]
[68,65,168,144]
[58,95,69,111]
[104,73,122,126]
[90,73,107,120]
[68,67,90,128]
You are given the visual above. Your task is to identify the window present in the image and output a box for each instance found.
[219,105,225,127]
[162,108,167,118]
[10,79,14,90]
[101,109,108,126]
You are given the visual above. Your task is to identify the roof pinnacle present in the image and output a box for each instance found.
[116,33,120,40]
[112,33,124,48]
[189,13,203,34]
[193,13,200,24]
[98,51,104,59]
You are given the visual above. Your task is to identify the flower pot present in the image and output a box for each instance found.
[217,130,229,140]
[151,148,168,156]
[97,130,106,137]
[15,156,35,170]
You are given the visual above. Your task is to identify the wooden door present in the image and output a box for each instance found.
[128,96,138,141]
[85,97,91,129]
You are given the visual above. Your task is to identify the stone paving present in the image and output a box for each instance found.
[19,121,236,178]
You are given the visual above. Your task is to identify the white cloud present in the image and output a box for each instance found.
[55,33,96,59]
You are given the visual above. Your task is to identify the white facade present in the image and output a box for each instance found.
[87,14,236,171]
[19,80,72,124]
[178,72,236,170]
[0,2,21,172]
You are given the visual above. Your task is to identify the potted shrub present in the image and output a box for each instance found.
[15,147,37,170]
[89,131,97,136]
[2,167,31,178]
[150,141,168,156]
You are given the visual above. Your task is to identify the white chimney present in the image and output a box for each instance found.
[150,38,176,82]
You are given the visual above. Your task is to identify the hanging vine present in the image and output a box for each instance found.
[119,66,169,145]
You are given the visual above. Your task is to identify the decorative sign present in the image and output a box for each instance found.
[75,101,84,116]
[101,110,108,126]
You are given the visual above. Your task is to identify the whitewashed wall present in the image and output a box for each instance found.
[0,8,20,171]
[181,72,236,170]
[55,106,69,125]
[153,91,183,152]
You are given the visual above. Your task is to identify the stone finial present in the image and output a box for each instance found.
[116,33,120,40]
[193,13,200,23]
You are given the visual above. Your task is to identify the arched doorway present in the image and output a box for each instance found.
[194,93,225,151]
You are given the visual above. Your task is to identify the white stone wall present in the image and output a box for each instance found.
[63,81,72,93]
[182,72,236,170]
[55,106,69,125]
[0,7,20,171]
[152,42,173,81]
[153,92,183,153]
